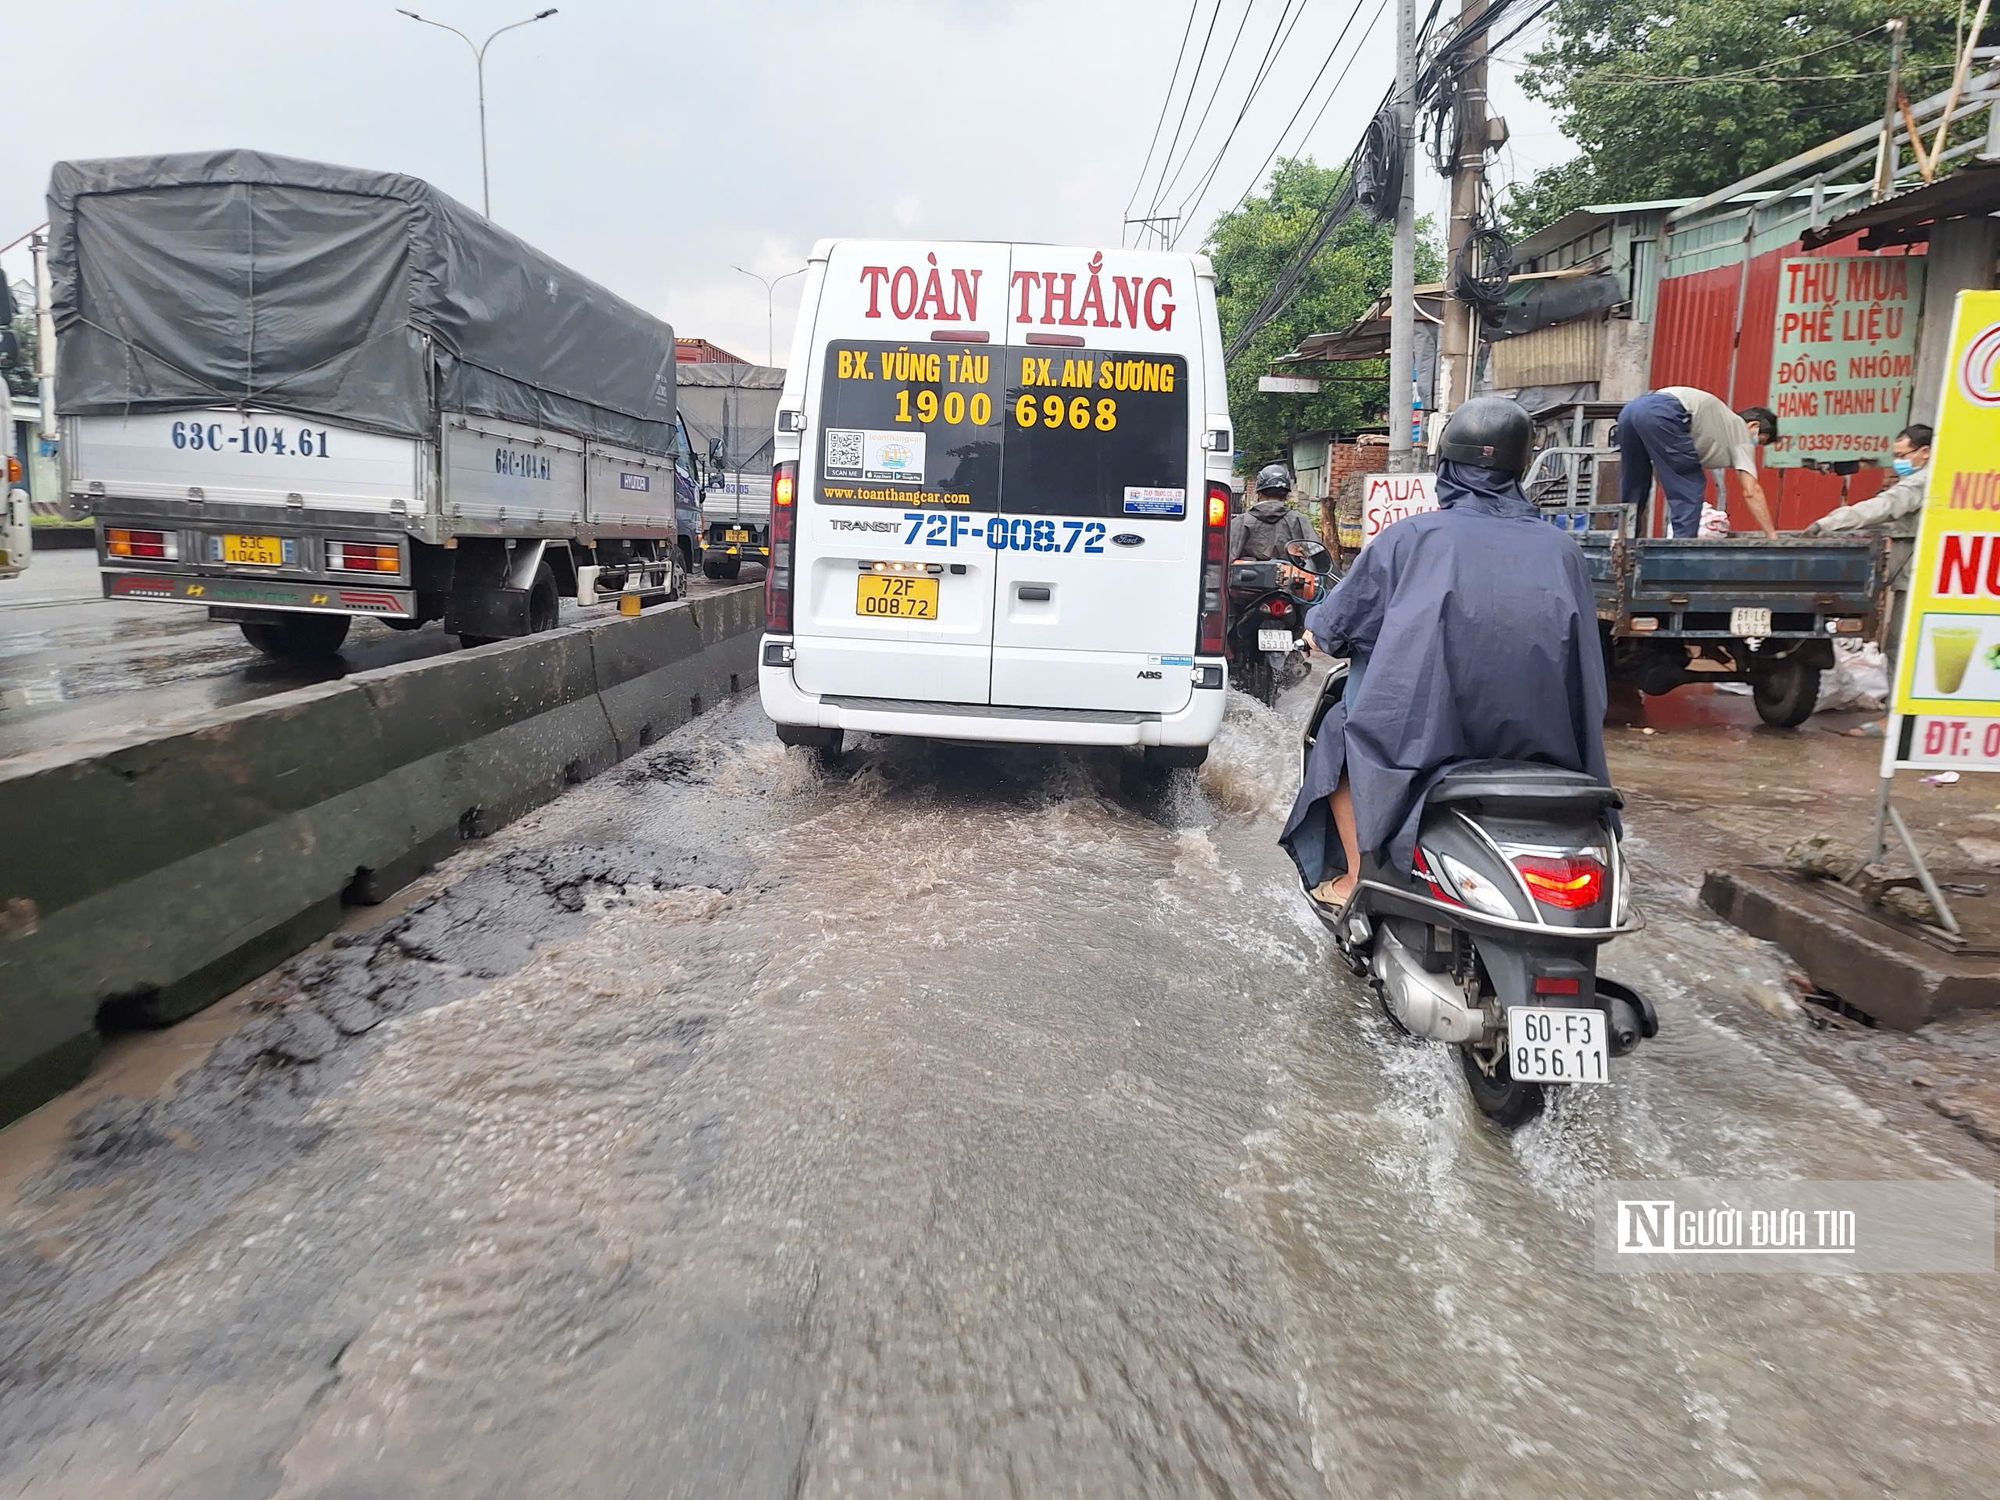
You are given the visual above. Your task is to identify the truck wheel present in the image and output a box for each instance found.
[527,561,560,634]
[240,614,351,661]
[1752,658,1821,728]
[704,556,740,581]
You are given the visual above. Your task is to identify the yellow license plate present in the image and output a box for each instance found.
[726,527,750,542]
[856,573,938,619]
[223,533,285,565]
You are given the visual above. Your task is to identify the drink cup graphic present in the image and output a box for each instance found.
[1931,626,1982,694]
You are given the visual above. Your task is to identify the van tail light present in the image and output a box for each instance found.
[1510,852,1606,910]
[765,462,797,633]
[1198,481,1229,655]
[105,527,177,561]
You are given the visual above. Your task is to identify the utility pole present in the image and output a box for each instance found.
[1387,0,1417,473]
[1874,18,1908,200]
[1437,0,1489,420]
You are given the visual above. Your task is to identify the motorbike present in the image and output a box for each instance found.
[1300,669,1658,1126]
[1227,540,1334,707]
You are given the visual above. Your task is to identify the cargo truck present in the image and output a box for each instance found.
[677,360,783,579]
[49,151,691,658]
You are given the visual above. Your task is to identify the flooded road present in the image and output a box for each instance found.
[1,681,1996,1496]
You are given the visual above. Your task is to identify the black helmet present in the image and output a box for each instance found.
[1254,462,1292,495]
[1435,397,1533,477]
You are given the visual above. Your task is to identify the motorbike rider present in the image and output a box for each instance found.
[1283,397,1611,910]
[1230,464,1316,559]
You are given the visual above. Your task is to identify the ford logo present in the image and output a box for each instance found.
[1110,533,1145,547]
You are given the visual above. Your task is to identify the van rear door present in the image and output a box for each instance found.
[789,241,1009,706]
[989,249,1200,714]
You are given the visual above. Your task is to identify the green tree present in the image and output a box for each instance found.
[1206,157,1440,473]
[1512,0,1971,229]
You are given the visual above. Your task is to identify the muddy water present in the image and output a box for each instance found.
[2,684,1996,1496]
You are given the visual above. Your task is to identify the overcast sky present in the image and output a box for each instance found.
[1,0,1567,361]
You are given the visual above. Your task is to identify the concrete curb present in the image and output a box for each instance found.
[1700,865,2000,1029]
[0,586,763,1125]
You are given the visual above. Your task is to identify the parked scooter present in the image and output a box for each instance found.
[1301,668,1657,1125]
[1227,539,1334,706]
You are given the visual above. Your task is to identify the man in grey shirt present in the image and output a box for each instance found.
[1616,386,1780,538]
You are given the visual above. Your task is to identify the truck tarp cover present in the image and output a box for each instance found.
[47,150,677,453]
[676,361,785,474]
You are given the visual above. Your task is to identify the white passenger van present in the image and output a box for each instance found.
[758,240,1233,767]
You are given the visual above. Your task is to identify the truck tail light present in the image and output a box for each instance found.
[105,527,177,561]
[327,541,399,574]
[766,462,797,633]
[1510,852,1606,911]
[1198,481,1228,655]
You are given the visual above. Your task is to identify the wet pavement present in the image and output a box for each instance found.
[1,674,1997,1496]
[0,552,742,762]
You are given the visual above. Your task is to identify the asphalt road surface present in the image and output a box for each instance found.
[0,550,747,762]
[1,679,1996,1496]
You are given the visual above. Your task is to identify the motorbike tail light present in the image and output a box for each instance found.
[1198,480,1229,655]
[105,527,176,561]
[1512,853,1606,910]
[1265,598,1289,616]
[1533,976,1581,995]
[765,462,797,633]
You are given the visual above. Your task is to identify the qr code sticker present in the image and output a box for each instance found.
[825,429,864,472]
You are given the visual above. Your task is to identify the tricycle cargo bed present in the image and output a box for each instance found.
[1577,533,1886,638]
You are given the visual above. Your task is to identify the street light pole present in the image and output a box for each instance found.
[732,265,806,366]
[396,7,558,218]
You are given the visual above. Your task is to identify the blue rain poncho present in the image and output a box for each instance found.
[1280,461,1611,886]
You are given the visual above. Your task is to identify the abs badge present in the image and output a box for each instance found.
[1110,533,1145,547]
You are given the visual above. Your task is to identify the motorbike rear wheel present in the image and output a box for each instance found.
[1237,652,1278,706]
[1458,1045,1545,1127]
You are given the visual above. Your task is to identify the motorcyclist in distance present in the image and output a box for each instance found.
[1284,397,1611,910]
[1231,463,1316,559]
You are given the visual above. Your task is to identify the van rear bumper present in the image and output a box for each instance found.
[759,638,1225,748]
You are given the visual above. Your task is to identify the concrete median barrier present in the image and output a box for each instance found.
[0,586,763,1125]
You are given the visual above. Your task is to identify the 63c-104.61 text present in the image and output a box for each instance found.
[169,420,336,458]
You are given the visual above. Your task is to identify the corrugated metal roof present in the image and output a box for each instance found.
[1798,161,2000,249]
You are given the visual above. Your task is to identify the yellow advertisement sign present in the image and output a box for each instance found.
[1892,292,2000,751]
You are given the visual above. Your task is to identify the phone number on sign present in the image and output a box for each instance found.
[170,421,337,458]
[1910,715,2000,765]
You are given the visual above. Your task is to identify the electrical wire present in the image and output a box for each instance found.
[1123,0,1204,236]
[1450,225,1512,309]
[1143,0,1229,229]
[1152,0,1269,214]
[1185,0,1384,246]
[1163,0,1317,229]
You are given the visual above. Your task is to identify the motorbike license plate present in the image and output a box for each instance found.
[726,527,750,542]
[1257,628,1295,653]
[223,533,285,566]
[856,573,938,619]
[1506,1006,1609,1084]
[1730,606,1772,637]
